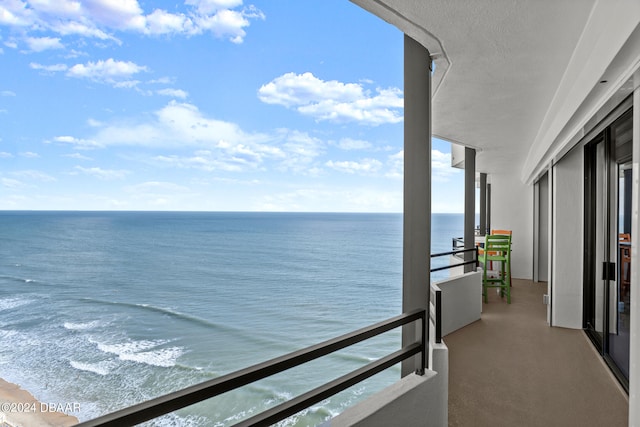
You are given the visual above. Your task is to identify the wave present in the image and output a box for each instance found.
[79,298,225,330]
[63,320,102,331]
[331,352,377,365]
[0,297,34,311]
[119,347,184,368]
[77,298,290,350]
[70,360,114,376]
[92,338,184,368]
[0,275,38,284]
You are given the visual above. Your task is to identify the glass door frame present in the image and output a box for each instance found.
[583,108,633,392]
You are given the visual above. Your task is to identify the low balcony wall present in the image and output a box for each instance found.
[434,270,482,336]
[328,337,448,427]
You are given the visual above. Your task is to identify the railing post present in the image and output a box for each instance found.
[417,310,426,375]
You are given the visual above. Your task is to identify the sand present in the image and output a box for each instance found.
[0,378,78,427]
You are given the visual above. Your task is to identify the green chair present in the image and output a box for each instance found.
[479,233,512,303]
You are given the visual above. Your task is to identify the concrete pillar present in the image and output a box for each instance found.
[629,85,640,426]
[479,173,487,236]
[464,148,476,273]
[401,34,431,377]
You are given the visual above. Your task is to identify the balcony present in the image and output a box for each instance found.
[447,279,628,426]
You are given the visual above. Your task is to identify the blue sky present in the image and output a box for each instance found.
[0,0,463,212]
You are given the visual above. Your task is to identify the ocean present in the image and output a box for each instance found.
[0,211,463,426]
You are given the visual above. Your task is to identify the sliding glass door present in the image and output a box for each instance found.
[584,108,632,390]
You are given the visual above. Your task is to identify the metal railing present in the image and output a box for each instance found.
[428,242,480,344]
[429,283,442,343]
[76,309,426,427]
[451,237,465,253]
[430,247,479,273]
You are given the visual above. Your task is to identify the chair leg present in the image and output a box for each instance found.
[482,261,488,303]
[505,256,511,304]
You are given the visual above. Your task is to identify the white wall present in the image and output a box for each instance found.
[552,145,583,329]
[434,271,482,336]
[489,172,533,280]
[329,339,448,427]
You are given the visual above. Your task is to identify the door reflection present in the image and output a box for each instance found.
[610,161,632,380]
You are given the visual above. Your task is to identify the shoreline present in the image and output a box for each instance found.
[0,378,78,427]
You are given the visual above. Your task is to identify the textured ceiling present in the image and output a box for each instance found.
[351,0,640,181]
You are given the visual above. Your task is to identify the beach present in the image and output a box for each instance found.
[0,378,78,427]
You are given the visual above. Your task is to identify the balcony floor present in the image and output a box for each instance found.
[445,279,629,427]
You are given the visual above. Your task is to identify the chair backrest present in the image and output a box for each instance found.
[484,233,512,258]
[491,229,512,236]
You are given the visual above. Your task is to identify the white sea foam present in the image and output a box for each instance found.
[0,297,32,311]
[96,339,164,356]
[119,347,184,367]
[63,320,101,331]
[70,360,114,376]
[95,339,182,367]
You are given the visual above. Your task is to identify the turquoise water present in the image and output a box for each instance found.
[0,211,462,426]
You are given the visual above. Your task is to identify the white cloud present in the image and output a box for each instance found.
[19,151,40,158]
[382,149,460,181]
[67,58,147,85]
[25,36,63,52]
[51,20,115,41]
[73,166,129,180]
[0,1,264,45]
[1,90,16,96]
[0,152,13,158]
[1,177,25,189]
[325,158,382,175]
[90,101,261,148]
[335,138,372,151]
[54,102,328,175]
[63,152,93,160]
[145,9,194,35]
[256,186,401,212]
[30,62,68,72]
[156,88,188,99]
[126,181,190,193]
[273,129,323,173]
[53,135,102,149]
[124,181,194,208]
[432,148,460,182]
[186,0,243,15]
[11,169,56,182]
[385,150,403,180]
[258,72,403,126]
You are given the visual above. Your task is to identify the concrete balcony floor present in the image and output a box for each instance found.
[445,279,629,427]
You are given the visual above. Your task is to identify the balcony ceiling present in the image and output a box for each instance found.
[351,0,640,182]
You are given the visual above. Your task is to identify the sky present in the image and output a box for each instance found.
[0,0,464,212]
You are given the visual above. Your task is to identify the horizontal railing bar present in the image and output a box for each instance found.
[234,343,422,427]
[431,247,477,258]
[430,259,477,273]
[76,309,425,427]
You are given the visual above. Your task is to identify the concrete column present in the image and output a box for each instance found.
[629,85,640,426]
[479,173,487,236]
[464,148,476,273]
[401,34,431,377]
